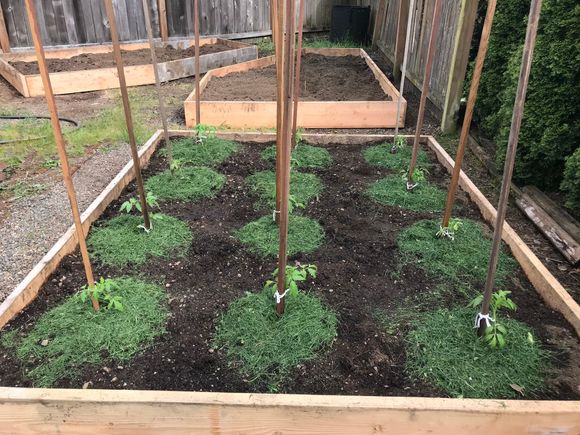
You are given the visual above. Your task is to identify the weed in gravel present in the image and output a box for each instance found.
[235,215,324,258]
[170,136,239,166]
[213,288,337,390]
[364,143,430,171]
[246,170,323,210]
[14,277,167,387]
[88,214,192,267]
[367,175,446,212]
[145,166,225,202]
[261,144,333,169]
[406,307,548,399]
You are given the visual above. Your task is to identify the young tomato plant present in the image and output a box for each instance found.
[436,218,464,241]
[78,277,124,312]
[401,167,428,183]
[169,158,184,173]
[120,191,159,214]
[469,290,517,349]
[391,135,407,152]
[194,124,217,144]
[265,262,317,297]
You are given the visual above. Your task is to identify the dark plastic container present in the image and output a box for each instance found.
[330,5,371,44]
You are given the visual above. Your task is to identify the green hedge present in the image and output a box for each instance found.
[473,0,579,212]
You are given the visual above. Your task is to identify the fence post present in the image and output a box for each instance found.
[0,3,10,53]
[371,0,386,48]
[158,0,168,41]
[441,0,479,133]
[393,0,410,82]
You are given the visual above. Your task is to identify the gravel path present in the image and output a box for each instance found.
[0,144,131,301]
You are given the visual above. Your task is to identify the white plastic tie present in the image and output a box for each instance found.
[407,181,419,191]
[138,223,152,233]
[272,210,280,222]
[474,312,494,329]
[438,225,455,241]
[274,289,290,304]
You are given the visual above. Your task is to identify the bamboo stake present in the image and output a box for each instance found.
[276,0,296,316]
[104,0,151,231]
[407,0,442,190]
[392,0,415,148]
[274,0,284,224]
[441,0,497,230]
[194,0,201,127]
[291,0,305,148]
[23,0,99,310]
[142,0,172,167]
[477,0,542,336]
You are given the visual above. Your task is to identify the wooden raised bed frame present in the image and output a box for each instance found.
[184,48,407,129]
[0,38,257,97]
[0,131,578,434]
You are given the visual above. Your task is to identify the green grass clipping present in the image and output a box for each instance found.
[15,277,168,387]
[213,289,337,389]
[145,166,225,202]
[368,175,446,212]
[261,144,333,169]
[364,143,430,170]
[406,307,547,398]
[235,215,324,257]
[171,136,239,166]
[246,170,323,210]
[88,214,192,267]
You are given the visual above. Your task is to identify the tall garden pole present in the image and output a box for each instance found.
[23,0,99,310]
[406,0,442,190]
[392,0,415,148]
[441,0,497,231]
[276,0,296,316]
[274,0,285,224]
[476,0,542,336]
[291,0,305,148]
[194,0,201,127]
[104,0,151,231]
[142,0,171,164]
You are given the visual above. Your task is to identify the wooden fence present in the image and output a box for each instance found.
[373,0,478,131]
[0,0,377,50]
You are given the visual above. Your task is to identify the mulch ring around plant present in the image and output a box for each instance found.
[0,139,577,400]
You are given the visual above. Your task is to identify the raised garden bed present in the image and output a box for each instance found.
[0,131,578,434]
[184,48,406,129]
[0,38,257,97]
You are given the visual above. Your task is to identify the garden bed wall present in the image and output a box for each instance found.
[184,48,406,129]
[0,38,257,97]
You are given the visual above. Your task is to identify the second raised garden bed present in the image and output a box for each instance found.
[0,38,257,97]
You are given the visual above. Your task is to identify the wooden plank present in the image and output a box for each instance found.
[371,0,386,47]
[0,388,578,434]
[0,2,10,52]
[0,131,164,330]
[0,55,27,94]
[393,0,409,81]
[441,0,479,133]
[157,0,168,40]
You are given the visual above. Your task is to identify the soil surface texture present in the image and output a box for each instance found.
[0,139,577,400]
[202,54,391,102]
[10,43,232,74]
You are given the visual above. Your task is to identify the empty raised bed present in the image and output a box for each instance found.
[184,48,406,129]
[0,38,257,97]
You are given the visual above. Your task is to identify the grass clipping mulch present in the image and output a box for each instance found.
[246,170,323,210]
[88,214,192,267]
[398,219,516,291]
[235,215,324,257]
[213,289,337,389]
[368,175,446,213]
[145,166,225,202]
[170,136,239,166]
[364,143,430,170]
[261,144,333,169]
[10,278,168,387]
[406,307,547,399]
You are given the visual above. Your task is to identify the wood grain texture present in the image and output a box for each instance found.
[0,2,10,52]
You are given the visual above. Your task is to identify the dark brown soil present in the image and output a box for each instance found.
[10,44,232,75]
[202,54,391,102]
[0,140,577,400]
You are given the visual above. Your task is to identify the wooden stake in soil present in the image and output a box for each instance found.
[477,0,543,336]
[441,0,497,230]
[407,0,442,190]
[23,0,99,310]
[291,0,305,148]
[142,0,172,167]
[392,0,415,146]
[194,0,201,127]
[104,0,151,231]
[274,0,285,223]
[276,0,297,316]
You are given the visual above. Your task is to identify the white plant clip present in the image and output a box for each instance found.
[272,210,280,222]
[274,289,290,304]
[406,181,419,191]
[474,312,494,329]
[437,225,455,241]
[138,223,152,233]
